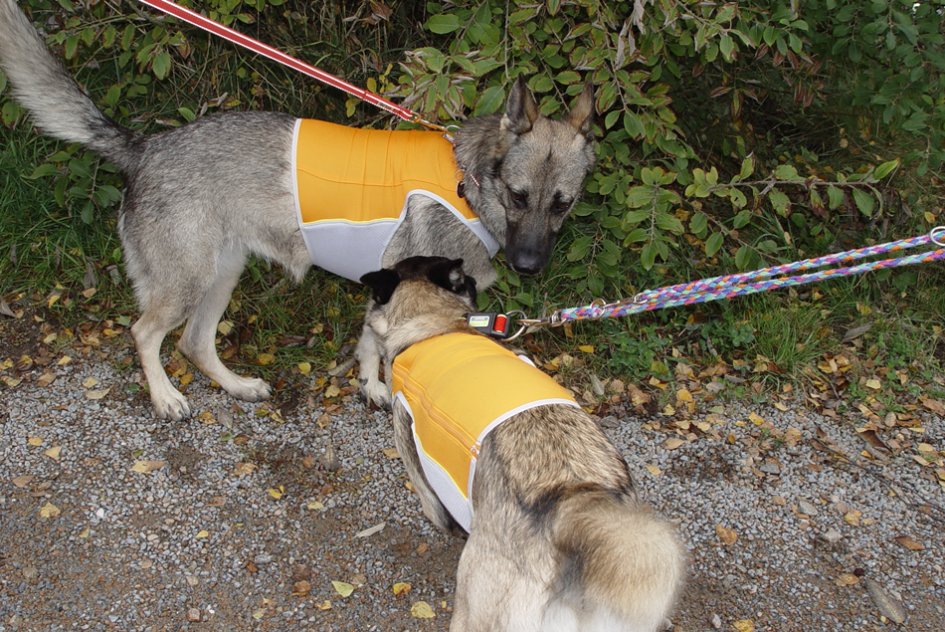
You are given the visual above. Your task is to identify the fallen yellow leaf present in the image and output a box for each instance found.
[39,502,60,519]
[577,345,594,354]
[411,601,435,619]
[865,378,882,390]
[131,460,166,474]
[195,530,209,539]
[257,352,275,366]
[268,486,285,500]
[732,620,754,632]
[332,580,355,597]
[392,582,412,596]
[44,445,61,461]
[645,464,662,476]
[27,436,43,447]
[82,376,99,388]
[297,362,312,376]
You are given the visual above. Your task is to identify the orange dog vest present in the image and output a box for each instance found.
[391,332,579,531]
[292,119,500,281]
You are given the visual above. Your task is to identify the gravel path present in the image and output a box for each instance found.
[1,314,943,631]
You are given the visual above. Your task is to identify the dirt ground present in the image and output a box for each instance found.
[1,309,944,631]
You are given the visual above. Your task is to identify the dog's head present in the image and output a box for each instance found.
[360,256,478,355]
[455,77,596,276]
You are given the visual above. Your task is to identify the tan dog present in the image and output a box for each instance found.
[357,257,685,632]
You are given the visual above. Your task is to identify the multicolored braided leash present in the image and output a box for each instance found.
[511,227,945,335]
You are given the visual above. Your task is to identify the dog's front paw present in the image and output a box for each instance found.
[151,387,192,421]
[360,378,391,408]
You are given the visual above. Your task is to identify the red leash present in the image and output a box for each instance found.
[137,0,447,131]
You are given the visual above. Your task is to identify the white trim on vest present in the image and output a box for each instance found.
[394,383,580,533]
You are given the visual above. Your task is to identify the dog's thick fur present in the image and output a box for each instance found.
[358,257,685,632]
[0,0,596,420]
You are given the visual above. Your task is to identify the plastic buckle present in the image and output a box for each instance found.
[467,313,513,339]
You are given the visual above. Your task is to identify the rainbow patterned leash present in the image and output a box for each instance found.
[521,227,945,329]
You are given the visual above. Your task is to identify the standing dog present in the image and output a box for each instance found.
[0,0,596,420]
[358,257,685,632]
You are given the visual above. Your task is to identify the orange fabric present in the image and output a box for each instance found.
[392,333,577,502]
[295,119,473,225]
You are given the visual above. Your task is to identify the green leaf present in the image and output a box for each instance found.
[738,155,755,179]
[826,186,845,210]
[567,236,592,262]
[852,188,876,217]
[425,13,461,34]
[641,241,658,270]
[152,51,171,80]
[732,209,752,229]
[705,232,724,257]
[690,212,708,236]
[773,164,800,180]
[655,213,685,234]
[768,190,791,216]
[719,35,735,61]
[474,85,504,116]
[735,245,752,270]
[872,158,900,180]
[27,163,58,179]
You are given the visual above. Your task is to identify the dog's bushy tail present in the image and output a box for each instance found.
[0,0,138,169]
[551,489,685,631]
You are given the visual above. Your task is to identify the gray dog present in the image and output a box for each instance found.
[358,257,685,632]
[0,0,596,420]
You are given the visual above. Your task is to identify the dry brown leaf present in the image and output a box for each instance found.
[663,437,686,450]
[893,535,924,551]
[715,524,738,546]
[12,475,34,488]
[232,462,257,476]
[292,580,312,597]
[382,447,400,459]
[85,387,111,400]
[835,573,860,587]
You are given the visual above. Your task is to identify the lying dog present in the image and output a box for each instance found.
[358,256,685,632]
[0,0,596,420]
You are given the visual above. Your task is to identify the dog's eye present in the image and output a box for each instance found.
[550,195,573,215]
[509,188,529,209]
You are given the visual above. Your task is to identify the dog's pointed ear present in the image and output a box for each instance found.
[568,81,595,139]
[360,269,401,305]
[501,76,539,135]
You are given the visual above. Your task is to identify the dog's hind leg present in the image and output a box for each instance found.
[177,245,272,403]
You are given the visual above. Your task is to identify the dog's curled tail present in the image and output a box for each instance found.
[0,0,137,169]
[551,489,685,631]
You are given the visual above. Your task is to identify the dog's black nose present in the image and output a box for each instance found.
[509,252,544,275]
